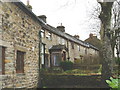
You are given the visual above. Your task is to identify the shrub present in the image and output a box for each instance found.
[98,65,102,73]
[114,57,120,64]
[60,61,73,71]
[106,77,118,88]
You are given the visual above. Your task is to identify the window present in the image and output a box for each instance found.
[58,37,65,45]
[85,48,87,54]
[16,51,25,73]
[41,29,45,38]
[77,45,80,51]
[71,42,74,49]
[62,51,66,61]
[46,32,52,40]
[0,46,5,75]
[41,44,45,65]
[58,37,61,44]
[62,38,65,45]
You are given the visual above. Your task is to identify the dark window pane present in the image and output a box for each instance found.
[0,46,5,74]
[16,51,25,73]
[0,47,2,74]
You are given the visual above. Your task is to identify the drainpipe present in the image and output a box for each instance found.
[43,43,46,68]
[42,43,46,68]
[38,30,43,88]
[67,39,70,61]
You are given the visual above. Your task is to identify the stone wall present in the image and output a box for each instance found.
[0,2,41,88]
[42,74,102,88]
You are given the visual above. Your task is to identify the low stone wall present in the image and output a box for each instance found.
[41,74,103,88]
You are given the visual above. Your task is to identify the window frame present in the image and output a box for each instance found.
[46,32,52,41]
[78,45,80,51]
[41,43,45,65]
[85,48,87,54]
[71,42,74,49]
[58,37,61,44]
[62,38,65,45]
[16,50,25,74]
[41,29,45,38]
[0,46,5,75]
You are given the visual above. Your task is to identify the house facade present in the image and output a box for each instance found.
[85,33,102,64]
[0,1,42,88]
[39,16,100,68]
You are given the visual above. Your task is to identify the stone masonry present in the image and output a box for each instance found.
[0,2,41,88]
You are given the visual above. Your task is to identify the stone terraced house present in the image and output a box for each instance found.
[38,15,100,68]
[0,1,43,88]
[0,0,100,89]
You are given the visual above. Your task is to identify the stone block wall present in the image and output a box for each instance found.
[0,2,41,88]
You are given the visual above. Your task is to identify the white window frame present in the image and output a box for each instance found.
[41,29,45,38]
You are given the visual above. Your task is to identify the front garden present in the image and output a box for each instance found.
[39,61,119,88]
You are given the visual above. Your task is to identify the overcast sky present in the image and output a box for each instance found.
[20,0,101,40]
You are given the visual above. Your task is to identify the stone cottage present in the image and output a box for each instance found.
[85,33,102,64]
[0,1,43,88]
[38,15,100,68]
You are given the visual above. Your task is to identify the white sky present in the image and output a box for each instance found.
[20,0,101,40]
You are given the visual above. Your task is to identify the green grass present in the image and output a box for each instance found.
[44,69,101,76]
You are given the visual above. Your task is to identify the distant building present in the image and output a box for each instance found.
[85,33,102,64]
[85,33,102,49]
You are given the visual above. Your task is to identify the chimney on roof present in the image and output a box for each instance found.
[26,0,32,11]
[38,15,47,23]
[74,35,80,39]
[89,33,97,38]
[57,23,65,32]
[89,33,93,38]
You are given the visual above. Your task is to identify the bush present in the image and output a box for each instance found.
[60,61,73,71]
[114,57,120,64]
[106,77,118,88]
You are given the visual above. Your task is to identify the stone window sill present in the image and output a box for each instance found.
[16,73,25,76]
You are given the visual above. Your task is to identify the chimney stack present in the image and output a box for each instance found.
[57,23,65,32]
[89,33,97,38]
[74,35,80,39]
[89,33,93,38]
[38,15,47,23]
[26,0,32,11]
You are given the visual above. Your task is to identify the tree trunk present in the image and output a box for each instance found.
[98,2,114,82]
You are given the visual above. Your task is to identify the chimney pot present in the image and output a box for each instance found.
[26,0,32,11]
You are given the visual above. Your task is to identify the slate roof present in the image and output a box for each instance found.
[13,1,99,51]
[13,1,46,25]
[43,24,99,51]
